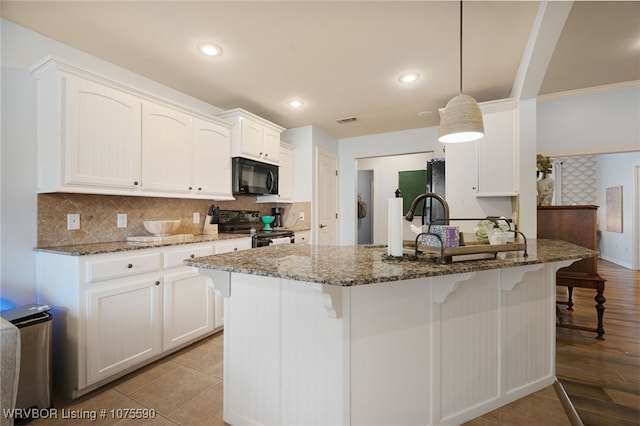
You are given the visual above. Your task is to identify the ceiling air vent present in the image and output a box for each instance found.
[335,116,357,124]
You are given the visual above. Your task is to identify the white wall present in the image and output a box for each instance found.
[537,84,640,155]
[357,153,432,245]
[338,127,443,245]
[537,84,640,267]
[597,152,640,269]
[0,19,225,306]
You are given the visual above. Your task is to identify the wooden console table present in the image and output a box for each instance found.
[537,205,606,339]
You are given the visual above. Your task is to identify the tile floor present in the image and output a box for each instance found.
[32,332,225,426]
[32,331,575,426]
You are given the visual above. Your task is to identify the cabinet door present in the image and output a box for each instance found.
[240,117,264,159]
[142,102,193,193]
[278,145,294,200]
[262,127,281,163]
[163,267,215,350]
[193,118,232,197]
[476,108,517,196]
[65,76,141,189]
[85,274,162,385]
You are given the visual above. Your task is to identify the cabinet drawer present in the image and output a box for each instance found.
[86,252,162,283]
[164,244,214,269]
[215,238,252,254]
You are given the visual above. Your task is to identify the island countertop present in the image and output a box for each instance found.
[185,239,597,286]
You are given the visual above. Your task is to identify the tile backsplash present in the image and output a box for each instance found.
[38,193,311,247]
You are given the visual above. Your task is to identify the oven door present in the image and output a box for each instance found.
[232,157,279,195]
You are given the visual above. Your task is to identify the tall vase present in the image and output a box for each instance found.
[537,176,555,206]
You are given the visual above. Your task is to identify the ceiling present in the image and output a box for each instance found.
[1,1,638,139]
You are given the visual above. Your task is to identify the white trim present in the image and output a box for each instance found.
[539,144,640,158]
[634,163,640,270]
[537,80,640,102]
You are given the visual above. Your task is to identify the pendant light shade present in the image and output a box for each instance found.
[438,94,484,143]
[438,1,484,143]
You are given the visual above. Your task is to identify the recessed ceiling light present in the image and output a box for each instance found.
[197,43,223,57]
[398,73,420,83]
[288,99,304,108]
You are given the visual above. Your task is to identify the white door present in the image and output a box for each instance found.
[316,148,338,245]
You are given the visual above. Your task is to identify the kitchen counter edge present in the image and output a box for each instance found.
[33,233,253,256]
[185,239,598,286]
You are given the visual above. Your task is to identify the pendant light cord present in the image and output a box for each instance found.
[459,0,463,95]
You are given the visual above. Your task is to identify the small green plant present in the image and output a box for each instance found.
[537,155,552,178]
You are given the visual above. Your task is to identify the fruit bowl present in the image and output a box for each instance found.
[143,220,181,236]
[261,215,275,231]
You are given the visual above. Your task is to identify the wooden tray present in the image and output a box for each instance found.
[419,240,526,256]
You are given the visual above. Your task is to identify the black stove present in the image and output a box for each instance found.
[218,210,295,247]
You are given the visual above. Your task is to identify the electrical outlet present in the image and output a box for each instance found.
[67,213,80,230]
[299,212,305,221]
[193,212,200,224]
[117,213,127,228]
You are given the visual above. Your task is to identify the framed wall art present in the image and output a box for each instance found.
[605,185,623,233]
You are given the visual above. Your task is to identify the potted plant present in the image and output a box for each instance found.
[536,155,554,206]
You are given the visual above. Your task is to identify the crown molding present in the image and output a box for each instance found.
[537,80,640,102]
[538,144,640,158]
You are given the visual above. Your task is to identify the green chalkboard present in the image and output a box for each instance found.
[399,169,427,215]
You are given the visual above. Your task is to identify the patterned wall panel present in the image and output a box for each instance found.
[555,155,597,205]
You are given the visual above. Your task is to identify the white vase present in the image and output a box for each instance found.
[537,176,555,206]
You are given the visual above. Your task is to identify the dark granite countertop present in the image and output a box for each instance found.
[33,233,253,256]
[184,239,598,286]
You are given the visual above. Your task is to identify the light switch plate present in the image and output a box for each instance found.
[193,212,200,224]
[67,214,80,230]
[299,212,305,221]
[117,213,127,228]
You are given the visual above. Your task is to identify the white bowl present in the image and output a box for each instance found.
[143,220,181,236]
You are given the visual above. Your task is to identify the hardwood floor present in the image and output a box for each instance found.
[555,259,640,426]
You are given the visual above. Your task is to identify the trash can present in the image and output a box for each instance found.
[0,304,53,412]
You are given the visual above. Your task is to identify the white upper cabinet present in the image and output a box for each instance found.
[446,99,519,200]
[65,76,142,189]
[142,102,193,194]
[30,56,233,200]
[193,118,233,198]
[217,108,285,165]
[475,100,518,196]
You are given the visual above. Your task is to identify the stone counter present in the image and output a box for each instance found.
[33,233,249,256]
[185,239,597,286]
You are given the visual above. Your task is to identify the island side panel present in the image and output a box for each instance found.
[280,280,349,426]
[224,273,282,426]
[349,278,431,426]
[501,264,555,397]
[433,270,501,425]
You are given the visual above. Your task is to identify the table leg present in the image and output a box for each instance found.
[594,285,606,340]
[567,286,574,311]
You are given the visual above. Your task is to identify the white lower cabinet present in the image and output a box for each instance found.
[85,272,163,385]
[162,243,216,351]
[35,238,251,398]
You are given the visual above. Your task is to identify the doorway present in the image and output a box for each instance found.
[357,170,373,244]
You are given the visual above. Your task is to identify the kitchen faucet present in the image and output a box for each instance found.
[404,192,450,224]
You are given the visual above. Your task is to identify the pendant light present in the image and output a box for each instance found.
[438,1,484,143]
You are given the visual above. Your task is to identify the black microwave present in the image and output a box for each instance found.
[232,157,279,195]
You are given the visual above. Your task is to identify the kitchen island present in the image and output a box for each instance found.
[186,240,596,426]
